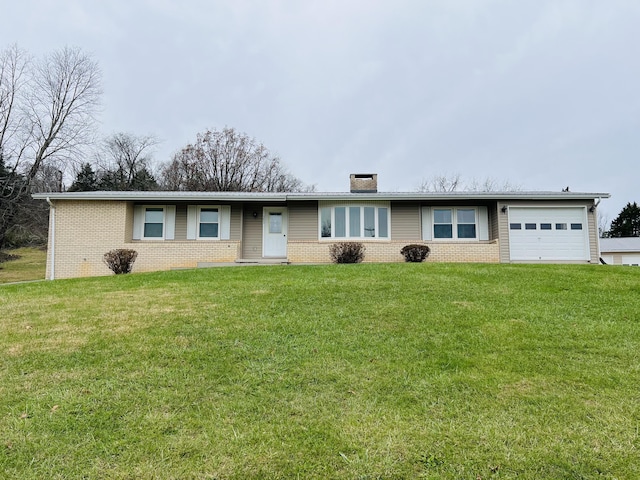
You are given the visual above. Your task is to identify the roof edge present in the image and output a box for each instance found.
[32,191,611,202]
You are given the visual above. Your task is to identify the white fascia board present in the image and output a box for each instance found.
[33,191,610,202]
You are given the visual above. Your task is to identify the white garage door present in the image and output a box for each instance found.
[508,207,589,261]
[621,255,640,266]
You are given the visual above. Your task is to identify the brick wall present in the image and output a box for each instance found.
[49,200,241,279]
[288,240,500,264]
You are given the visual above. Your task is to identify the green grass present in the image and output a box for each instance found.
[0,247,47,284]
[1,263,639,479]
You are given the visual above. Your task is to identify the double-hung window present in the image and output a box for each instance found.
[320,204,389,239]
[433,209,453,239]
[186,205,230,240]
[198,207,219,239]
[425,207,485,241]
[133,205,175,241]
[143,207,164,239]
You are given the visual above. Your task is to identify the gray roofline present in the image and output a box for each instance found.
[32,190,611,202]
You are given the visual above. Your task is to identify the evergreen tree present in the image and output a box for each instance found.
[608,202,640,237]
[68,163,99,191]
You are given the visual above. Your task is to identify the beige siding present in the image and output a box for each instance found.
[230,204,242,240]
[288,201,317,240]
[174,204,187,240]
[587,206,598,262]
[497,202,510,261]
[124,202,135,242]
[489,204,499,241]
[390,202,421,240]
[242,205,263,259]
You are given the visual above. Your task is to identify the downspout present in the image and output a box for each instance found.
[593,197,602,264]
[46,197,55,280]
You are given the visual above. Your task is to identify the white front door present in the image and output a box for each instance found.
[263,207,288,257]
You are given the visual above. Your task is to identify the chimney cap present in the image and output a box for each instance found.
[350,173,378,193]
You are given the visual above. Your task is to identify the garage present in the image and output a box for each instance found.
[508,207,590,261]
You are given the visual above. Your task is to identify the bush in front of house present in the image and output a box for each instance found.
[400,244,431,262]
[103,249,138,274]
[329,242,365,264]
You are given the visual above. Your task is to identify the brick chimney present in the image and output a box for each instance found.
[350,173,378,193]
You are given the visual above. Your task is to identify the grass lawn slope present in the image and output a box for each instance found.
[1,263,639,479]
[0,247,46,284]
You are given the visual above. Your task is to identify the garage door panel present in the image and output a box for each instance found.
[509,207,589,261]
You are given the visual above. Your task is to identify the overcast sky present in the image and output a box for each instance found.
[3,0,639,221]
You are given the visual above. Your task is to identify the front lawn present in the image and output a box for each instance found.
[1,263,639,479]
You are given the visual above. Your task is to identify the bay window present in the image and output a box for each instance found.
[320,204,390,239]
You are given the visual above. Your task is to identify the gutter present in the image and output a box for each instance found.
[46,197,55,280]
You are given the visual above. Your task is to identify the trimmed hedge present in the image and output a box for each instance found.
[400,244,430,262]
[329,242,365,264]
[103,249,138,274]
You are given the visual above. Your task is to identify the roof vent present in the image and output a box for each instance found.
[350,173,377,193]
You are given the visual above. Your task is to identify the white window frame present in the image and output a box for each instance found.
[133,205,176,241]
[197,206,221,240]
[423,206,488,241]
[187,205,231,240]
[319,203,390,240]
[142,206,166,240]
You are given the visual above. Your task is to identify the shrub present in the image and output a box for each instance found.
[400,244,430,262]
[103,249,138,274]
[329,242,365,264]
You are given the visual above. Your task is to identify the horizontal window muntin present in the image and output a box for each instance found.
[198,207,220,239]
[320,204,389,239]
[432,208,478,240]
[143,207,164,239]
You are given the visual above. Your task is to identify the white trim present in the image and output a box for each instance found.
[165,205,176,240]
[133,205,144,240]
[478,206,489,241]
[220,205,231,240]
[421,207,432,241]
[46,197,55,280]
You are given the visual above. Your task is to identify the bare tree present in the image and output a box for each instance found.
[0,45,101,247]
[598,211,610,238]
[160,127,308,192]
[96,132,159,190]
[418,174,462,192]
[417,173,521,192]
